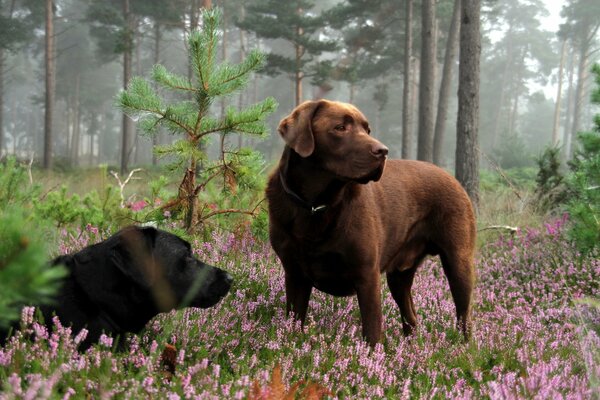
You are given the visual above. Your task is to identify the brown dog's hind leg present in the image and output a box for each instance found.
[440,252,474,341]
[284,271,313,326]
[386,267,418,336]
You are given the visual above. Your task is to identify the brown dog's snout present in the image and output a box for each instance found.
[371,142,389,158]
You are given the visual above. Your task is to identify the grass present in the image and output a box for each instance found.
[0,167,598,398]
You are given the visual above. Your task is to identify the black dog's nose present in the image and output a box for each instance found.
[371,143,389,158]
[224,273,233,285]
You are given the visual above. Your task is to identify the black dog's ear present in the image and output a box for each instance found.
[51,254,74,268]
[110,226,158,287]
[278,100,323,158]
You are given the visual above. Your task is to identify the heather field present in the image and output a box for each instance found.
[0,216,598,399]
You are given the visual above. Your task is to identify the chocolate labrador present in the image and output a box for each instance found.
[1,226,232,349]
[266,100,476,346]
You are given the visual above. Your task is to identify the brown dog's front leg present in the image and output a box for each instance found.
[355,275,383,346]
[284,270,312,326]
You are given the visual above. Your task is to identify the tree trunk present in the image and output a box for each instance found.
[90,114,98,165]
[417,0,436,162]
[220,1,228,154]
[43,0,55,169]
[570,32,590,146]
[152,22,161,166]
[349,82,356,104]
[552,40,567,146]
[433,0,461,166]
[0,50,4,156]
[70,74,81,166]
[295,43,304,106]
[563,45,576,160]
[294,6,304,106]
[491,26,513,148]
[401,0,413,160]
[121,0,134,174]
[455,0,481,211]
[238,5,246,149]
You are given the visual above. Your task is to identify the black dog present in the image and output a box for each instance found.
[1,226,232,349]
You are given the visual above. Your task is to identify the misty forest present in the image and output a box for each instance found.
[0,0,599,398]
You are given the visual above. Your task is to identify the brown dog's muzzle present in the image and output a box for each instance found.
[371,142,389,159]
[349,138,388,184]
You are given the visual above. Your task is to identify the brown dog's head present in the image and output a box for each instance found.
[278,100,388,183]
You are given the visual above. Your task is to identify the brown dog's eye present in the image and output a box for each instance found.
[334,124,346,132]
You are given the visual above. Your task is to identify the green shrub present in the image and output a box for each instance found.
[0,156,40,210]
[492,134,535,169]
[535,146,567,211]
[562,63,600,253]
[566,132,600,253]
[0,207,67,329]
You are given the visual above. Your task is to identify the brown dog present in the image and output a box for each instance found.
[266,100,476,346]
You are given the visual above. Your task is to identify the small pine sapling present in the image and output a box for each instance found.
[0,207,67,329]
[561,64,600,253]
[118,8,277,232]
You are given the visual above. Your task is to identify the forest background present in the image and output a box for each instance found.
[2,0,598,178]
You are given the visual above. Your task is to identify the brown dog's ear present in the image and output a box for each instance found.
[278,100,323,157]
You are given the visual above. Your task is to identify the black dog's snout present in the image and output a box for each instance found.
[224,273,233,285]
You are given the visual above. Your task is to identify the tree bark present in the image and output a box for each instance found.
[402,0,413,160]
[70,74,81,166]
[491,25,513,148]
[238,4,246,149]
[43,0,55,169]
[220,1,228,154]
[152,22,161,166]
[295,35,304,105]
[455,0,481,211]
[121,0,134,174]
[570,31,590,145]
[433,0,461,166]
[0,49,4,156]
[563,45,576,160]
[552,40,567,146]
[417,0,436,162]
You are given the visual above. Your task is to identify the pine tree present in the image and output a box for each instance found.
[236,0,337,106]
[565,63,600,253]
[118,8,277,232]
[0,158,67,329]
[325,0,402,103]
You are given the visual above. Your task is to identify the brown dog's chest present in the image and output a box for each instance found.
[286,238,361,297]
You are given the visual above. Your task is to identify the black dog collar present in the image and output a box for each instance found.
[279,171,327,215]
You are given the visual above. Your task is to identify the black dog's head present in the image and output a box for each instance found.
[58,226,232,335]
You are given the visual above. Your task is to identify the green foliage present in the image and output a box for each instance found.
[492,134,535,169]
[480,167,537,192]
[0,157,41,210]
[236,0,338,86]
[566,132,600,253]
[117,8,277,232]
[563,64,600,253]
[197,148,269,237]
[0,207,67,329]
[32,185,131,232]
[534,146,567,210]
[34,186,86,228]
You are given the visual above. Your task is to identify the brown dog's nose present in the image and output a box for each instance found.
[371,143,389,158]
